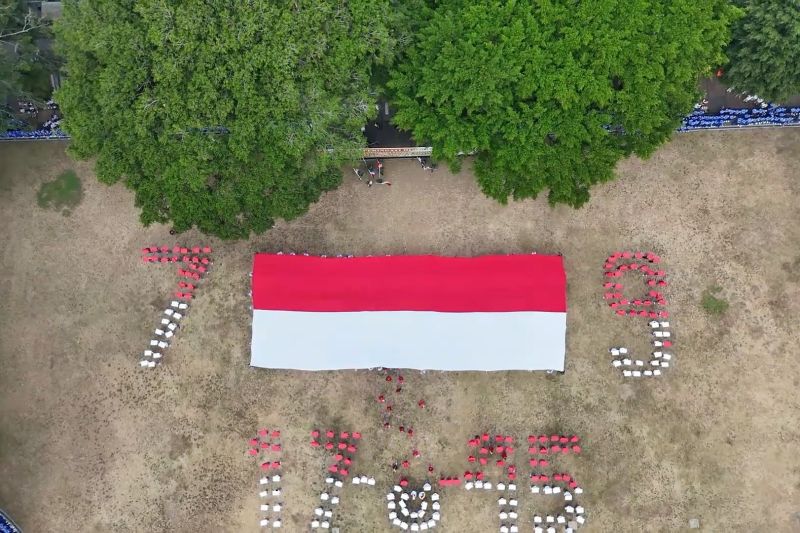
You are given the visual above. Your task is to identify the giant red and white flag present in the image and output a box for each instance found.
[250,254,567,371]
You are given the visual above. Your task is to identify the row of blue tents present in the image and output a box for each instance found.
[679,105,800,131]
[0,509,21,533]
[1,128,68,139]
[3,106,800,140]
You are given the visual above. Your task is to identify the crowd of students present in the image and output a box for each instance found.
[308,429,363,530]
[250,429,284,529]
[139,245,213,368]
[387,483,440,531]
[680,105,800,131]
[4,108,799,142]
[1,127,68,139]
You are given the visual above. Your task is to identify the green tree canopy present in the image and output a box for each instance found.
[1,0,55,129]
[388,0,739,207]
[725,0,800,102]
[56,1,398,238]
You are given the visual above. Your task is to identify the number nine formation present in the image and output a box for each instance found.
[602,251,675,378]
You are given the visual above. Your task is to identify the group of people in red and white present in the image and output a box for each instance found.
[309,429,362,529]
[603,250,675,377]
[610,319,674,377]
[246,429,283,528]
[139,245,212,368]
[387,482,440,530]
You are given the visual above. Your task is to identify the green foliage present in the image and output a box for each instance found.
[17,59,52,99]
[389,0,740,208]
[1,0,55,129]
[701,286,729,316]
[55,1,401,239]
[725,0,800,102]
[37,169,83,215]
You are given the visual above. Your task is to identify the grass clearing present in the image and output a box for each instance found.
[36,169,83,215]
[701,285,729,316]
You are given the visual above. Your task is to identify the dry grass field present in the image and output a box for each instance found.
[0,130,799,533]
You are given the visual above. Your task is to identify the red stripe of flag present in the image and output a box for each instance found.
[251,254,566,313]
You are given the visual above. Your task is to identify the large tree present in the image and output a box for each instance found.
[1,0,55,129]
[389,0,740,207]
[725,0,800,102]
[56,1,398,238]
